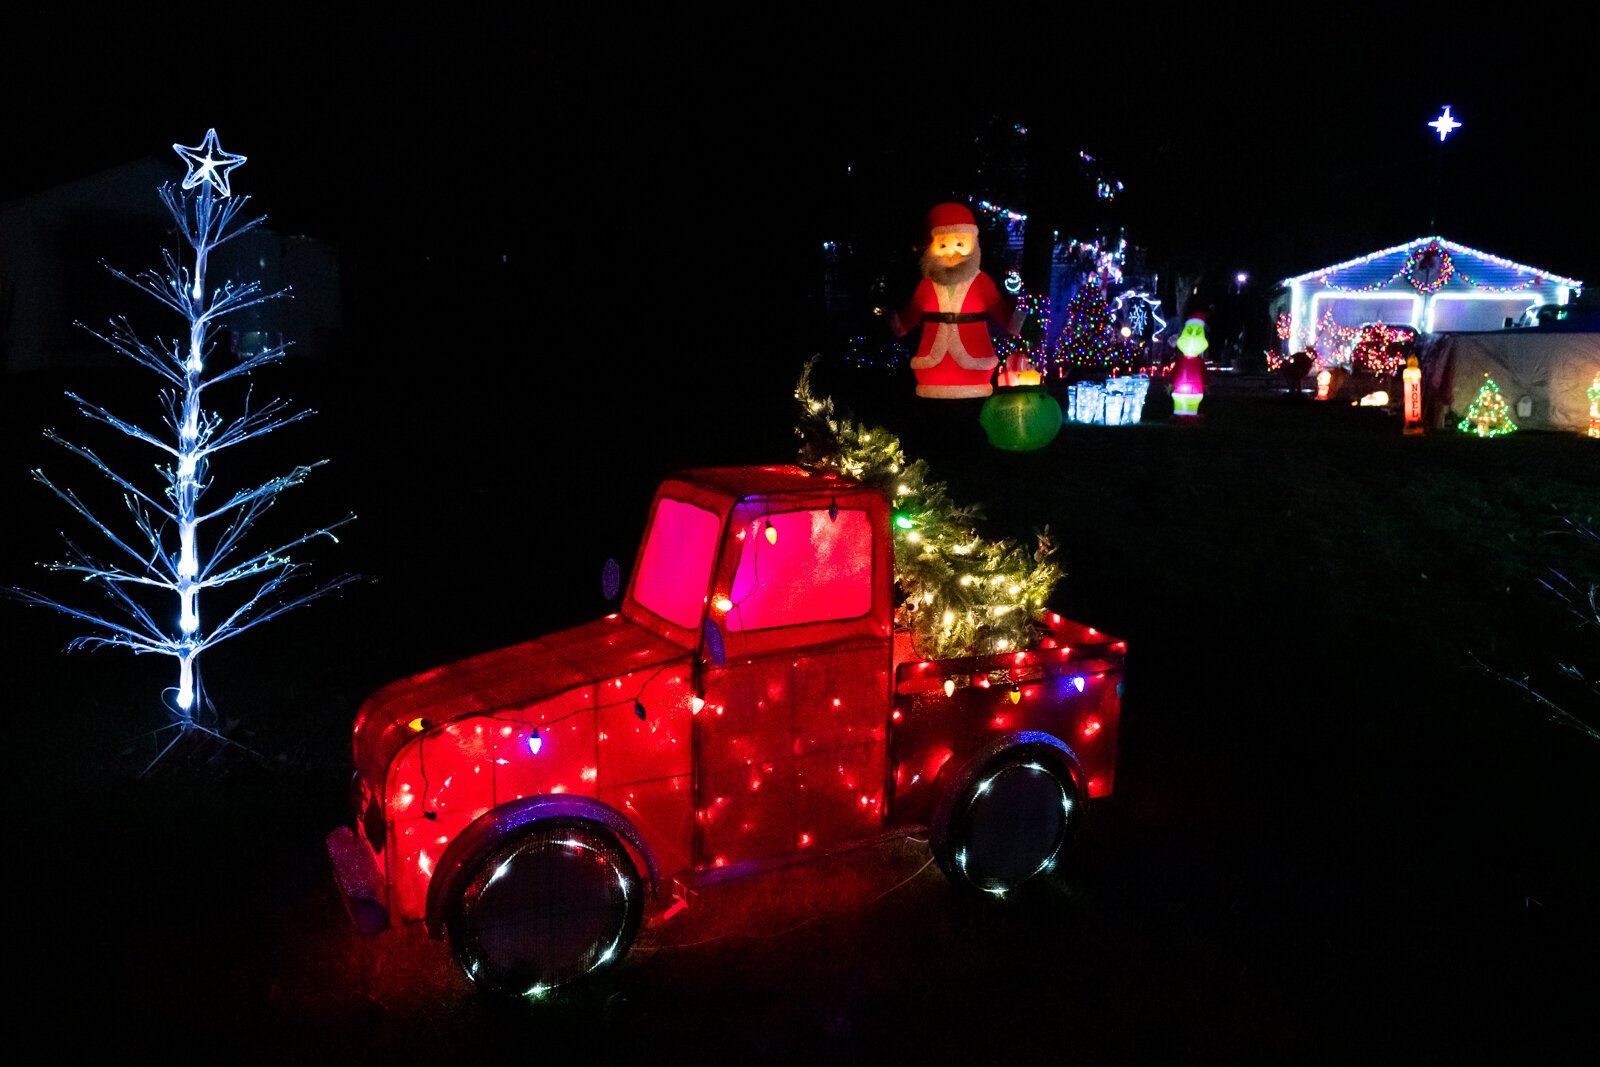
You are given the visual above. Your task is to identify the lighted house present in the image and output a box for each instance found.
[1274,237,1582,356]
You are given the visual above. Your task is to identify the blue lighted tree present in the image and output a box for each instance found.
[8,129,353,756]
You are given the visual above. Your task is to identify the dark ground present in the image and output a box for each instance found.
[4,350,1598,1062]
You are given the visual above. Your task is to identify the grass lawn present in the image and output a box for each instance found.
[3,356,1595,1061]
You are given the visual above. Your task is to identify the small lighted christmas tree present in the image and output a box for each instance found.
[795,361,1061,659]
[1055,278,1118,371]
[7,130,353,753]
[1457,375,1517,437]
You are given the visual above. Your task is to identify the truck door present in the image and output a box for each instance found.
[695,501,892,869]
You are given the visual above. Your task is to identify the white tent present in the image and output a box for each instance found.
[1419,330,1600,433]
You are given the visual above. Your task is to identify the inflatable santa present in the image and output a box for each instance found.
[891,202,1025,398]
[1170,312,1209,417]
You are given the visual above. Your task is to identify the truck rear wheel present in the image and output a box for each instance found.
[931,750,1079,898]
[446,820,643,997]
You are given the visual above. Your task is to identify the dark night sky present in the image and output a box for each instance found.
[6,6,1599,324]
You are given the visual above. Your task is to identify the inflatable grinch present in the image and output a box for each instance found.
[891,202,1025,398]
[1170,312,1209,417]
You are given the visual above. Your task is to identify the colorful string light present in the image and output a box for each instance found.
[1281,236,1581,293]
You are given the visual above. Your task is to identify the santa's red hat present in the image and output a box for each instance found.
[1183,310,1208,327]
[926,202,979,241]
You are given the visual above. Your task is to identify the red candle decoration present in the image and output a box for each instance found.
[1403,356,1424,434]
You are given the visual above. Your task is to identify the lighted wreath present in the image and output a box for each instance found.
[1404,242,1455,294]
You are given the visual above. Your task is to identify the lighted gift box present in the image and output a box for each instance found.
[1065,376,1150,426]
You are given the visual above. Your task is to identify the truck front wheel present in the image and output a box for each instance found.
[445,819,643,997]
[931,750,1080,899]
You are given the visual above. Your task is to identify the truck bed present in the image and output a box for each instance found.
[886,612,1125,826]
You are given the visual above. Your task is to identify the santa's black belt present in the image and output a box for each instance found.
[924,312,986,323]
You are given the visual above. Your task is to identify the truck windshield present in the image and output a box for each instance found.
[633,497,721,629]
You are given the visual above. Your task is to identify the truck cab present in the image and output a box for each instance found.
[330,465,1124,996]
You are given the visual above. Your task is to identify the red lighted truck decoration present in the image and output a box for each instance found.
[328,465,1124,996]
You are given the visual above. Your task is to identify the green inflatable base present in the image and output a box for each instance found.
[979,386,1063,451]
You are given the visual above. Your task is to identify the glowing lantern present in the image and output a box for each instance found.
[1315,369,1332,401]
[979,384,1062,451]
[997,366,1043,387]
[1402,356,1424,434]
[1170,313,1208,417]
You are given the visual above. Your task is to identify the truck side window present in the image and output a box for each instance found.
[633,497,721,628]
[726,508,873,631]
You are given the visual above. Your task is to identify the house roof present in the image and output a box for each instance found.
[1278,236,1583,292]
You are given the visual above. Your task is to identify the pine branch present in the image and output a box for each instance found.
[794,359,1064,658]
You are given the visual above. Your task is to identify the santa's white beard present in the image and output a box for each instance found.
[921,245,981,286]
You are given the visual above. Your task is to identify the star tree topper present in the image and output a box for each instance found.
[173,128,248,197]
[1428,106,1462,142]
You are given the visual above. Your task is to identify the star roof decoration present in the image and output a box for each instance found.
[172,128,248,198]
[1428,106,1462,142]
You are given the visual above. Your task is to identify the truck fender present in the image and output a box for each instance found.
[933,730,1089,826]
[423,795,661,938]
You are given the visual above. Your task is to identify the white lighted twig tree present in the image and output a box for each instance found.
[9,129,353,745]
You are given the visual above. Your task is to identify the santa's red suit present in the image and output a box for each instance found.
[892,203,1019,399]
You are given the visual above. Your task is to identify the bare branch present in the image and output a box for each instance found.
[203,571,360,649]
[33,473,175,574]
[206,340,296,385]
[5,587,170,655]
[75,318,184,384]
[197,461,327,523]
[42,433,176,519]
[64,393,177,456]
[201,514,354,586]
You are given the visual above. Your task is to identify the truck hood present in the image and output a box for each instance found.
[353,614,691,787]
